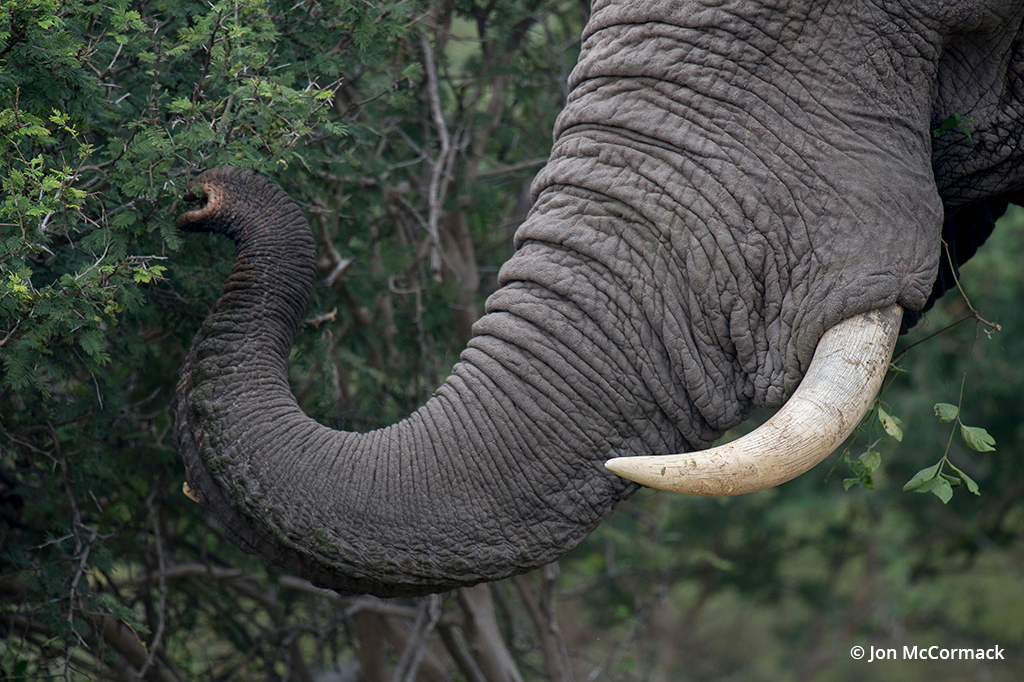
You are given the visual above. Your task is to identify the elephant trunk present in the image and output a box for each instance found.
[174,167,642,596]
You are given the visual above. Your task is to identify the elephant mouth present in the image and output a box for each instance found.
[606,304,903,495]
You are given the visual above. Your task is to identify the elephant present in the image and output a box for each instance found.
[173,0,1024,597]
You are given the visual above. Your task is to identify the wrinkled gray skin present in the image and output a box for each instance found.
[175,0,1024,596]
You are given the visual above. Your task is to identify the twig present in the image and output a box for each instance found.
[437,622,489,682]
[890,313,973,365]
[390,594,442,682]
[420,32,452,283]
[943,239,1001,332]
[511,566,573,682]
[138,490,168,681]
[474,157,549,179]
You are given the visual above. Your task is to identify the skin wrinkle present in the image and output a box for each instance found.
[367,425,427,576]
[495,250,644,401]
[498,242,685,442]
[399,419,449,573]
[559,242,680,422]
[303,430,357,525]
[540,177,758,428]
[534,138,768,415]
[287,428,340,542]
[557,93,811,262]
[471,336,601,479]
[232,404,295,510]
[433,395,507,555]
[309,430,359,538]
[577,10,937,209]
[443,365,546,511]
[436,360,580,562]
[268,426,321,546]
[499,298,657,459]
[438,365,543,557]
[438,374,506,522]
[931,7,1024,201]
[509,297,645,447]
[407,405,434,545]
[475,303,639,458]
[455,354,586,529]
[376,425,410,540]
[509,237,654,400]
[511,188,715,443]
[557,13,941,334]
[228,407,315,537]
[415,393,464,552]
[441,365,570,548]
[571,15,853,135]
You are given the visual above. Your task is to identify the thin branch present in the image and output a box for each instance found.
[420,32,452,283]
[474,157,549,179]
[138,490,168,681]
[390,595,443,682]
[943,239,1001,332]
[437,623,489,682]
[511,568,573,682]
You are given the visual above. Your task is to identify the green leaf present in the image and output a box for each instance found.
[914,478,937,494]
[931,476,954,504]
[878,408,902,442]
[859,449,881,474]
[947,461,981,495]
[401,62,423,82]
[934,402,959,423]
[903,463,940,492]
[960,424,996,452]
[931,113,974,139]
[932,113,959,138]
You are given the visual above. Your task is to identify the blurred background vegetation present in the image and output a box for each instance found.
[1,0,1021,680]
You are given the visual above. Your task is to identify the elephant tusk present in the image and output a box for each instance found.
[605,304,903,496]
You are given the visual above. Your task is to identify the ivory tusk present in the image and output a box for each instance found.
[605,304,903,495]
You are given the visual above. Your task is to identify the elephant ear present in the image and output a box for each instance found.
[903,192,1024,331]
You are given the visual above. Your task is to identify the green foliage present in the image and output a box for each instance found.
[1,0,348,404]
[932,112,974,139]
[900,399,989,503]
[1,0,589,677]
[1,0,391,676]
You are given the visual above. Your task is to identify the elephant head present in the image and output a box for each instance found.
[174,0,1024,596]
